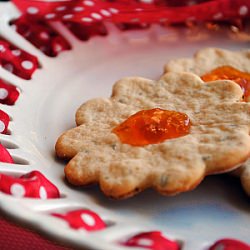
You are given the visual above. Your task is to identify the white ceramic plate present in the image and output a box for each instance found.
[0,2,249,250]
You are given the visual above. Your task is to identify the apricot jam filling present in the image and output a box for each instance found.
[201,66,250,101]
[112,108,191,146]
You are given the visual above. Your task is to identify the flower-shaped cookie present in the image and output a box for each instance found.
[164,48,250,77]
[164,48,250,196]
[56,72,250,199]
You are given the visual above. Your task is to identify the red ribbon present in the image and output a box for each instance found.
[52,209,106,231]
[0,110,10,134]
[0,38,39,80]
[0,144,14,163]
[0,171,60,199]
[121,231,180,250]
[12,0,250,24]
[11,16,71,57]
[209,238,250,250]
[64,21,108,41]
[0,79,19,105]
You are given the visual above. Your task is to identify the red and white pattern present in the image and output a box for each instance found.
[12,16,71,57]
[121,231,180,250]
[12,0,250,24]
[0,144,14,163]
[0,79,19,105]
[51,209,106,231]
[0,110,10,134]
[0,171,60,199]
[209,238,250,250]
[0,38,39,80]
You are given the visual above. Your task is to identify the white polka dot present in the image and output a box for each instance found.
[140,0,153,3]
[83,0,94,6]
[74,6,84,12]
[56,6,67,11]
[39,32,49,40]
[213,12,223,20]
[3,64,14,73]
[137,238,153,247]
[130,18,140,23]
[54,44,62,52]
[80,213,96,226]
[45,13,56,19]
[39,186,47,199]
[109,8,119,14]
[27,7,39,14]
[10,183,25,198]
[12,50,21,56]
[100,9,111,17]
[91,13,102,20]
[81,17,93,22]
[0,45,6,52]
[0,120,5,133]
[0,88,8,100]
[21,61,34,70]
[239,5,248,16]
[63,14,73,20]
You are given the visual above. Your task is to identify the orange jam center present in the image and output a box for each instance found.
[201,66,250,101]
[112,108,191,146]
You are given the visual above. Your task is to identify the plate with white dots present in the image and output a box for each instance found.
[0,2,249,250]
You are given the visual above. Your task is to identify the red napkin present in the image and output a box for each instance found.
[0,215,72,250]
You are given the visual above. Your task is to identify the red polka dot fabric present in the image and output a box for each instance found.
[52,209,106,231]
[11,16,71,57]
[0,38,39,80]
[0,171,60,199]
[12,0,250,25]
